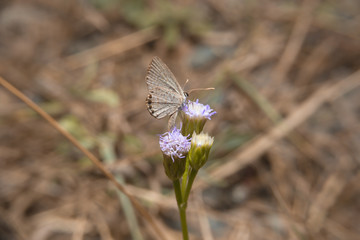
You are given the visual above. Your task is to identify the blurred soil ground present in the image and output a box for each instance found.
[0,0,360,239]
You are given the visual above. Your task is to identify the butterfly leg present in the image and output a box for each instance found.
[168,111,178,131]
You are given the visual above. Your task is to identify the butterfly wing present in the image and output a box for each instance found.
[146,86,183,118]
[147,57,184,95]
[146,57,186,119]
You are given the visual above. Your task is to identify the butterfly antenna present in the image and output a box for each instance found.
[187,87,215,95]
[183,79,190,90]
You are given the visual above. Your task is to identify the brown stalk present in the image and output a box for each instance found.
[0,76,168,240]
[273,0,320,83]
[63,27,159,70]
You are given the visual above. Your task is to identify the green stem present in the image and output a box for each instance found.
[183,168,198,203]
[173,180,189,240]
[178,204,189,240]
[181,159,190,196]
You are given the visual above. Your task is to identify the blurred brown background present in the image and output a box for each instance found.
[1,0,360,239]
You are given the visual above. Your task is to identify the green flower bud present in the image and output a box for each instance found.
[188,132,214,170]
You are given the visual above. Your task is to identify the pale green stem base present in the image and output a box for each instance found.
[183,169,198,203]
[181,159,190,196]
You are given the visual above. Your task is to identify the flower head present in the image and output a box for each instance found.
[182,99,216,120]
[181,100,216,136]
[188,132,214,170]
[159,127,191,161]
[159,127,191,180]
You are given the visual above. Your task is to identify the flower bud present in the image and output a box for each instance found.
[188,132,214,170]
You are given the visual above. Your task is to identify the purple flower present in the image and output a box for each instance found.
[159,127,191,161]
[182,99,216,120]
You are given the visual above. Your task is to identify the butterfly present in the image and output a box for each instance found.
[145,56,187,130]
[145,56,214,130]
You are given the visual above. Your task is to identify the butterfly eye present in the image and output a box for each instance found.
[184,92,189,97]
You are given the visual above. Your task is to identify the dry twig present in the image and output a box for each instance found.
[273,0,320,82]
[0,76,169,240]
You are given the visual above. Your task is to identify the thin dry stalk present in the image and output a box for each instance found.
[273,0,320,83]
[307,171,349,233]
[194,193,214,240]
[0,76,169,240]
[295,37,338,85]
[63,28,159,70]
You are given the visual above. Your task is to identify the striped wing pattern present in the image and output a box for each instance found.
[145,57,186,119]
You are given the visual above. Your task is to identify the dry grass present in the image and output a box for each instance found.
[0,0,360,239]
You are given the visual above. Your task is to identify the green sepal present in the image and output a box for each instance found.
[181,113,207,137]
[163,154,187,181]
